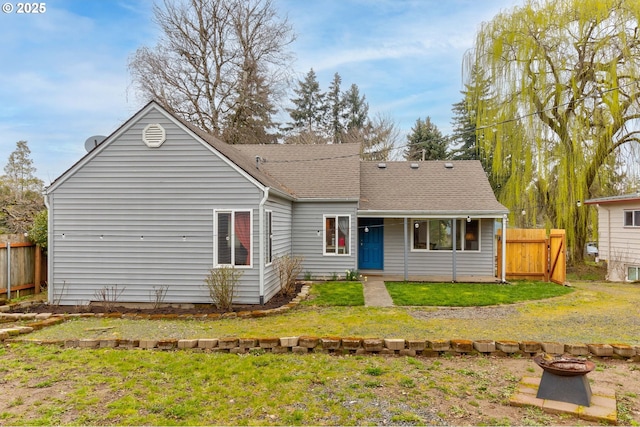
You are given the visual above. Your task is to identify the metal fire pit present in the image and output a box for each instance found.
[534,354,595,406]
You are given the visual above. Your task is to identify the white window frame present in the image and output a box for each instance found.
[627,265,640,282]
[265,210,273,266]
[323,214,351,256]
[410,218,481,252]
[623,210,640,227]
[213,209,253,268]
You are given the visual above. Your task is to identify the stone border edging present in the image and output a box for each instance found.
[0,284,639,361]
[2,333,640,361]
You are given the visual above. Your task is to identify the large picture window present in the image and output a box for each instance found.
[412,219,481,251]
[324,215,350,255]
[215,210,252,266]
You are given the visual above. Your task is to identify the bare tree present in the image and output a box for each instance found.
[342,114,399,161]
[129,0,295,141]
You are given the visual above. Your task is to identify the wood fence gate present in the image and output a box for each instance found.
[497,228,566,284]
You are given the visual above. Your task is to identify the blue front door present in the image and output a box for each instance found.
[358,218,384,270]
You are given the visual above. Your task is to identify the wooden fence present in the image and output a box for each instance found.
[0,234,47,299]
[497,228,566,285]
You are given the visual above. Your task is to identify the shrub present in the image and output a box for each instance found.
[28,209,48,250]
[273,254,304,296]
[93,285,125,312]
[345,269,359,281]
[204,266,243,311]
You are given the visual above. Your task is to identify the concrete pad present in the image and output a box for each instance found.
[510,376,617,425]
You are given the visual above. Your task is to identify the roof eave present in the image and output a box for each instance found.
[357,209,509,218]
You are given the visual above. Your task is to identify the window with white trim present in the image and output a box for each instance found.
[412,219,481,251]
[215,210,252,266]
[265,210,273,264]
[628,266,640,281]
[624,210,640,227]
[324,215,350,255]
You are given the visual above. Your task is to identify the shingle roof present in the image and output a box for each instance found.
[47,101,506,215]
[234,143,361,199]
[359,160,508,215]
[585,193,640,205]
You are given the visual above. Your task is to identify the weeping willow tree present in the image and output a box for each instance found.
[467,0,640,261]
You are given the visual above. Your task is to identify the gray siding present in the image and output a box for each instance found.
[382,218,496,277]
[263,194,293,301]
[596,202,640,281]
[292,202,357,279]
[48,108,267,305]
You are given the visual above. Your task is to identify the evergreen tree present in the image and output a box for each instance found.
[325,73,344,144]
[404,117,449,161]
[451,65,492,160]
[286,68,327,137]
[450,99,477,160]
[1,141,44,233]
[342,83,368,131]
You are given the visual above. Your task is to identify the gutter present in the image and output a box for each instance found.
[357,210,509,219]
[258,187,269,304]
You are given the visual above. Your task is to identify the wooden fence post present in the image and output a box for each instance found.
[6,242,10,299]
[35,245,41,294]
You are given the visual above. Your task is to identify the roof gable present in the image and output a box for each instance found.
[46,101,290,197]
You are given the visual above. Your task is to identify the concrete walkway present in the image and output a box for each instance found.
[362,277,394,307]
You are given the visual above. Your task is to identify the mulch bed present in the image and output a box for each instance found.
[6,283,304,316]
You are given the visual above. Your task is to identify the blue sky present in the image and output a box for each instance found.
[0,0,522,183]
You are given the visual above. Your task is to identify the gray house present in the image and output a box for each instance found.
[45,101,509,306]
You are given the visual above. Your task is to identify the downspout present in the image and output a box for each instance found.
[44,192,52,303]
[501,214,508,283]
[452,218,457,282]
[258,187,269,304]
[403,218,408,281]
[601,204,610,278]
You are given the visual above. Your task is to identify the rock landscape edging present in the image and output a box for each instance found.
[1,284,639,361]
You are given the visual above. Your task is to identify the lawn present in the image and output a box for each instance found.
[7,343,637,426]
[385,281,574,306]
[301,281,364,306]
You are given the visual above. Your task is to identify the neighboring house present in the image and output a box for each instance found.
[585,193,640,282]
[45,101,509,306]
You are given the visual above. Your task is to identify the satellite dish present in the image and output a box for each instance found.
[84,135,106,152]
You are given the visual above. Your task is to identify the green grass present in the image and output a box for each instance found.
[385,281,574,306]
[302,281,364,306]
[1,344,517,426]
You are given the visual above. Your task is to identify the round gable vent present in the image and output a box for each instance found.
[142,123,166,148]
